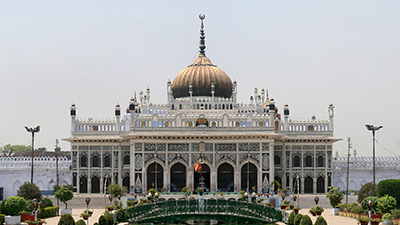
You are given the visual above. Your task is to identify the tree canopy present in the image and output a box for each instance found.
[0,144,31,154]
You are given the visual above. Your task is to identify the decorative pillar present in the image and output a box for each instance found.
[129,98,135,131]
[269,142,275,184]
[70,103,76,132]
[130,140,135,192]
[313,178,317,194]
[115,104,121,132]
[269,99,276,129]
[328,104,335,132]
[283,104,289,131]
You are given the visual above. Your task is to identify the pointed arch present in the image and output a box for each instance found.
[91,175,100,193]
[217,162,234,191]
[13,180,22,196]
[170,162,187,191]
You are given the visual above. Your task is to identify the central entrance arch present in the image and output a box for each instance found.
[241,162,257,192]
[170,162,186,191]
[194,163,210,191]
[217,163,234,192]
[147,162,164,190]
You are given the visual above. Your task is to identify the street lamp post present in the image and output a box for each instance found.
[25,125,40,184]
[365,124,383,184]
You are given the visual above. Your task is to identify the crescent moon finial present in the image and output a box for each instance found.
[199,14,205,20]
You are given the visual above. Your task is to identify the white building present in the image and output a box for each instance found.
[0,157,71,200]
[65,15,339,195]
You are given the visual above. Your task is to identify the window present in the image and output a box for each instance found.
[293,156,300,167]
[80,155,87,167]
[305,156,312,167]
[92,155,99,167]
[124,155,130,165]
[0,187,3,201]
[317,156,324,167]
[104,155,111,168]
[274,155,281,165]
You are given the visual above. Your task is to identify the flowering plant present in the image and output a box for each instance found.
[197,188,204,195]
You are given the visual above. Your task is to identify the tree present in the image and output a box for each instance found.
[17,182,42,200]
[357,182,378,204]
[107,183,123,197]
[326,187,344,208]
[0,144,31,154]
[4,196,26,216]
[55,186,74,209]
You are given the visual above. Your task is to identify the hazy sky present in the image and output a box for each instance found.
[1,1,399,157]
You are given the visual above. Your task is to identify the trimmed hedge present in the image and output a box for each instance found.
[294,213,303,225]
[299,215,312,225]
[315,216,328,225]
[57,213,75,225]
[115,208,128,223]
[76,219,86,225]
[4,196,26,216]
[0,214,5,224]
[37,206,59,218]
[287,211,295,225]
[377,179,400,207]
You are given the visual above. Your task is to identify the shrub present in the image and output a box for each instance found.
[0,200,8,215]
[383,213,393,220]
[115,208,128,223]
[94,223,99,225]
[25,199,33,212]
[127,200,138,207]
[315,216,328,225]
[287,211,295,225]
[147,188,159,197]
[4,196,26,216]
[326,187,344,208]
[336,203,349,211]
[0,214,5,224]
[17,182,42,200]
[181,187,189,193]
[378,179,400,207]
[377,195,397,214]
[299,215,312,225]
[108,183,123,197]
[76,219,86,225]
[357,182,378,204]
[98,215,107,225]
[361,196,379,212]
[294,213,303,225]
[40,198,53,208]
[392,209,400,219]
[351,205,365,214]
[104,212,114,225]
[57,213,75,225]
[55,186,74,209]
[37,206,59,218]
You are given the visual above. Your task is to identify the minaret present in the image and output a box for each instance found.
[146,87,150,105]
[189,84,193,109]
[328,103,335,132]
[254,88,258,110]
[211,83,215,103]
[70,103,76,132]
[232,80,238,105]
[269,98,276,128]
[129,98,135,131]
[167,80,172,106]
[261,89,265,104]
[115,103,121,132]
[283,104,290,131]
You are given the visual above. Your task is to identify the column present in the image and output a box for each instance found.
[269,142,274,184]
[313,178,317,194]
[130,140,135,192]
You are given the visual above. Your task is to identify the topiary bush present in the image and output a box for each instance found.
[294,213,303,225]
[40,198,53,208]
[357,182,378,204]
[0,200,8,215]
[94,223,99,225]
[378,179,400,207]
[104,212,114,225]
[37,206,59,218]
[4,196,26,216]
[315,216,328,225]
[326,187,344,208]
[377,195,397,214]
[17,182,42,200]
[57,213,75,225]
[75,219,86,225]
[98,215,106,225]
[115,208,128,223]
[55,186,74,209]
[361,196,379,212]
[287,211,295,225]
[299,215,312,225]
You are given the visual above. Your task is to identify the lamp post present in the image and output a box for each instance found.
[365,124,383,184]
[104,174,109,213]
[367,200,374,225]
[314,196,319,206]
[85,198,91,225]
[25,125,40,184]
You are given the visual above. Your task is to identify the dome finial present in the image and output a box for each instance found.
[199,14,206,56]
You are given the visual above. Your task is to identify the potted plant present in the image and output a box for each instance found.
[54,186,74,215]
[106,206,114,212]
[371,218,383,225]
[310,206,324,216]
[288,204,294,210]
[358,217,371,225]
[383,213,394,225]
[391,209,400,225]
[350,205,365,219]
[294,207,301,214]
[326,187,344,215]
[349,189,356,195]
[197,188,204,196]
[80,212,91,220]
[309,207,317,216]
[279,204,287,210]
[4,196,26,225]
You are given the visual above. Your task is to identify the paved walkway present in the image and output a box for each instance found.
[28,207,360,225]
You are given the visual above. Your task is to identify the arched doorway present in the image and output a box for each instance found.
[217,163,234,191]
[241,162,257,192]
[317,177,325,193]
[194,164,210,191]
[147,162,164,190]
[170,162,186,191]
[80,176,87,193]
[305,176,313,193]
[292,177,301,194]
[123,176,130,191]
[91,176,100,193]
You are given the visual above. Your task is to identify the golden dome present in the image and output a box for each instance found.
[171,14,232,99]
[171,55,232,98]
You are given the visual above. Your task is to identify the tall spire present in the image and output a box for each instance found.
[199,14,206,56]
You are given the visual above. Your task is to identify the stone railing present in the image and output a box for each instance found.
[0,157,71,170]
[333,156,400,170]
